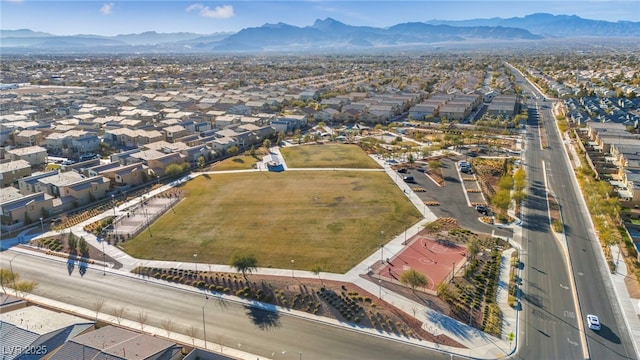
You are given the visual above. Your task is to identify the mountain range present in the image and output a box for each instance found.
[1,13,638,54]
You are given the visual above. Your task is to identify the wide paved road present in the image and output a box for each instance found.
[511,65,636,360]
[515,99,584,360]
[1,252,454,360]
[539,99,636,360]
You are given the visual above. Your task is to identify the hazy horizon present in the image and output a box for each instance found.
[1,0,638,36]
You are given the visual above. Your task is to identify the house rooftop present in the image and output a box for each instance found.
[1,306,91,335]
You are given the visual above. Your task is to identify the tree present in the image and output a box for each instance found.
[14,280,37,297]
[277,131,285,146]
[498,176,514,191]
[492,189,512,215]
[230,254,258,280]
[513,168,526,191]
[512,190,527,204]
[186,325,199,345]
[160,319,176,337]
[112,306,127,325]
[226,145,239,155]
[262,139,271,150]
[68,232,78,252]
[407,152,415,167]
[466,238,480,261]
[197,156,205,169]
[92,298,105,321]
[428,160,441,170]
[78,237,89,256]
[0,268,18,294]
[165,163,184,177]
[137,310,148,331]
[399,268,428,291]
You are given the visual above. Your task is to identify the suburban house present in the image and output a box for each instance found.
[0,306,95,359]
[45,130,90,154]
[128,149,184,177]
[14,129,44,147]
[71,134,101,154]
[162,124,188,143]
[48,325,182,360]
[0,159,31,187]
[271,114,307,133]
[98,162,147,188]
[17,171,58,195]
[408,104,437,121]
[35,171,111,209]
[208,136,237,155]
[486,95,518,118]
[0,191,55,229]
[5,145,47,167]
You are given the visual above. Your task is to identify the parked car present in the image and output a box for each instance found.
[475,205,490,215]
[587,314,601,331]
[397,168,408,173]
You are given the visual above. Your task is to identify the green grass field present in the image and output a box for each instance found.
[122,171,421,273]
[280,144,381,169]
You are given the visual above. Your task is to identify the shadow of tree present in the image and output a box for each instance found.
[425,310,476,341]
[67,255,75,275]
[244,305,281,330]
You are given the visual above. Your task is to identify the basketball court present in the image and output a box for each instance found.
[378,235,467,291]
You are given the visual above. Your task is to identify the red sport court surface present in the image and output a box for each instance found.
[378,236,467,290]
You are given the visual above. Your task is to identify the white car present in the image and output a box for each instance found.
[587,314,601,331]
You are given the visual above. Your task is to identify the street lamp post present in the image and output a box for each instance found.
[194,253,198,275]
[378,279,382,299]
[111,194,117,242]
[39,217,44,234]
[101,233,106,276]
[202,298,209,349]
[380,230,384,265]
[9,254,19,295]
[282,350,302,360]
[291,259,295,278]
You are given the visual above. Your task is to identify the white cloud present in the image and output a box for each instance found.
[186,4,234,19]
[100,2,114,15]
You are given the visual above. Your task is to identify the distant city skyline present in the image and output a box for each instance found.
[1,0,639,36]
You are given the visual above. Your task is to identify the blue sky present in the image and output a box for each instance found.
[1,1,639,36]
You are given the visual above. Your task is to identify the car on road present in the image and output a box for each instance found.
[475,205,490,215]
[587,314,601,330]
[397,168,408,173]
[403,176,415,183]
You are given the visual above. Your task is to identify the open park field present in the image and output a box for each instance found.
[280,144,381,168]
[123,171,421,273]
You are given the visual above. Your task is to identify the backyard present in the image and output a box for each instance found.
[122,171,421,273]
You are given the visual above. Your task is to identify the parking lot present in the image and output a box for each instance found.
[397,157,512,238]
